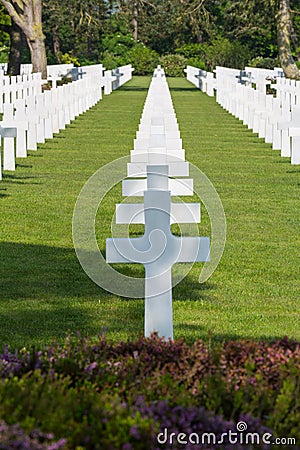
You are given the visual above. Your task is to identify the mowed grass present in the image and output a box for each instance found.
[0,76,299,350]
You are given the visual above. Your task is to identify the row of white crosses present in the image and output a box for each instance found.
[0,63,132,105]
[106,66,210,340]
[0,70,102,179]
[0,64,134,180]
[244,66,284,93]
[71,64,134,94]
[0,73,43,113]
[0,64,75,99]
[0,63,74,78]
[186,65,300,165]
[100,64,135,95]
[215,66,300,165]
[185,65,215,97]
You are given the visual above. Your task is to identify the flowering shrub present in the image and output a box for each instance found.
[0,420,66,449]
[0,335,299,449]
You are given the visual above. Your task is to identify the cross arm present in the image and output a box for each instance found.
[106,238,139,264]
[116,202,200,224]
[0,124,17,138]
[176,237,210,263]
[289,127,300,137]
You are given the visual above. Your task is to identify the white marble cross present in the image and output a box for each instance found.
[0,103,17,171]
[277,105,300,158]
[103,70,117,95]
[289,127,300,165]
[106,166,210,339]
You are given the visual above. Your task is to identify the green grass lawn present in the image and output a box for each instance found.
[0,76,299,350]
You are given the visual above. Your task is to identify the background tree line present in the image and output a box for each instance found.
[0,0,299,78]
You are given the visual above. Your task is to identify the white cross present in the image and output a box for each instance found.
[106,166,210,340]
[103,70,117,95]
[0,103,17,172]
[289,127,300,164]
[278,105,300,157]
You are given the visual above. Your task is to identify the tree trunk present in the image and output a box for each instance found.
[7,21,22,76]
[133,2,138,41]
[53,24,61,62]
[27,38,47,78]
[88,32,92,55]
[0,0,47,79]
[277,0,299,79]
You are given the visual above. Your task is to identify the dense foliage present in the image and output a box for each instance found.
[42,0,299,72]
[0,334,299,448]
[0,0,299,73]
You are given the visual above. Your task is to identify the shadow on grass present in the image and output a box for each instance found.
[0,242,111,301]
[286,169,300,174]
[119,86,149,92]
[0,242,213,348]
[15,163,33,169]
[0,242,145,348]
[173,276,213,301]
[3,173,36,180]
[0,243,289,348]
[1,173,42,185]
[169,86,200,92]
[175,323,241,343]
[0,304,96,345]
[175,323,284,345]
[26,152,43,157]
[274,158,291,164]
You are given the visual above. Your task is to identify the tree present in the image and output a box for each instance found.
[117,0,145,43]
[218,0,278,59]
[218,0,299,77]
[176,0,218,44]
[7,21,22,75]
[277,0,299,78]
[42,0,69,63]
[116,0,188,53]
[0,0,47,77]
[0,6,22,75]
[43,0,111,65]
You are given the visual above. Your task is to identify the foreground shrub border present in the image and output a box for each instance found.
[0,335,299,449]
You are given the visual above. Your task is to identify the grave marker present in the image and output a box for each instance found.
[107,166,209,339]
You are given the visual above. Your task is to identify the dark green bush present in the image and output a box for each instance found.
[186,57,206,71]
[98,33,160,75]
[202,37,250,71]
[175,43,204,59]
[248,56,281,69]
[175,44,207,71]
[159,54,187,77]
[101,52,126,70]
[100,33,136,57]
[0,44,9,64]
[126,45,160,75]
[99,33,133,69]
[176,39,250,71]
